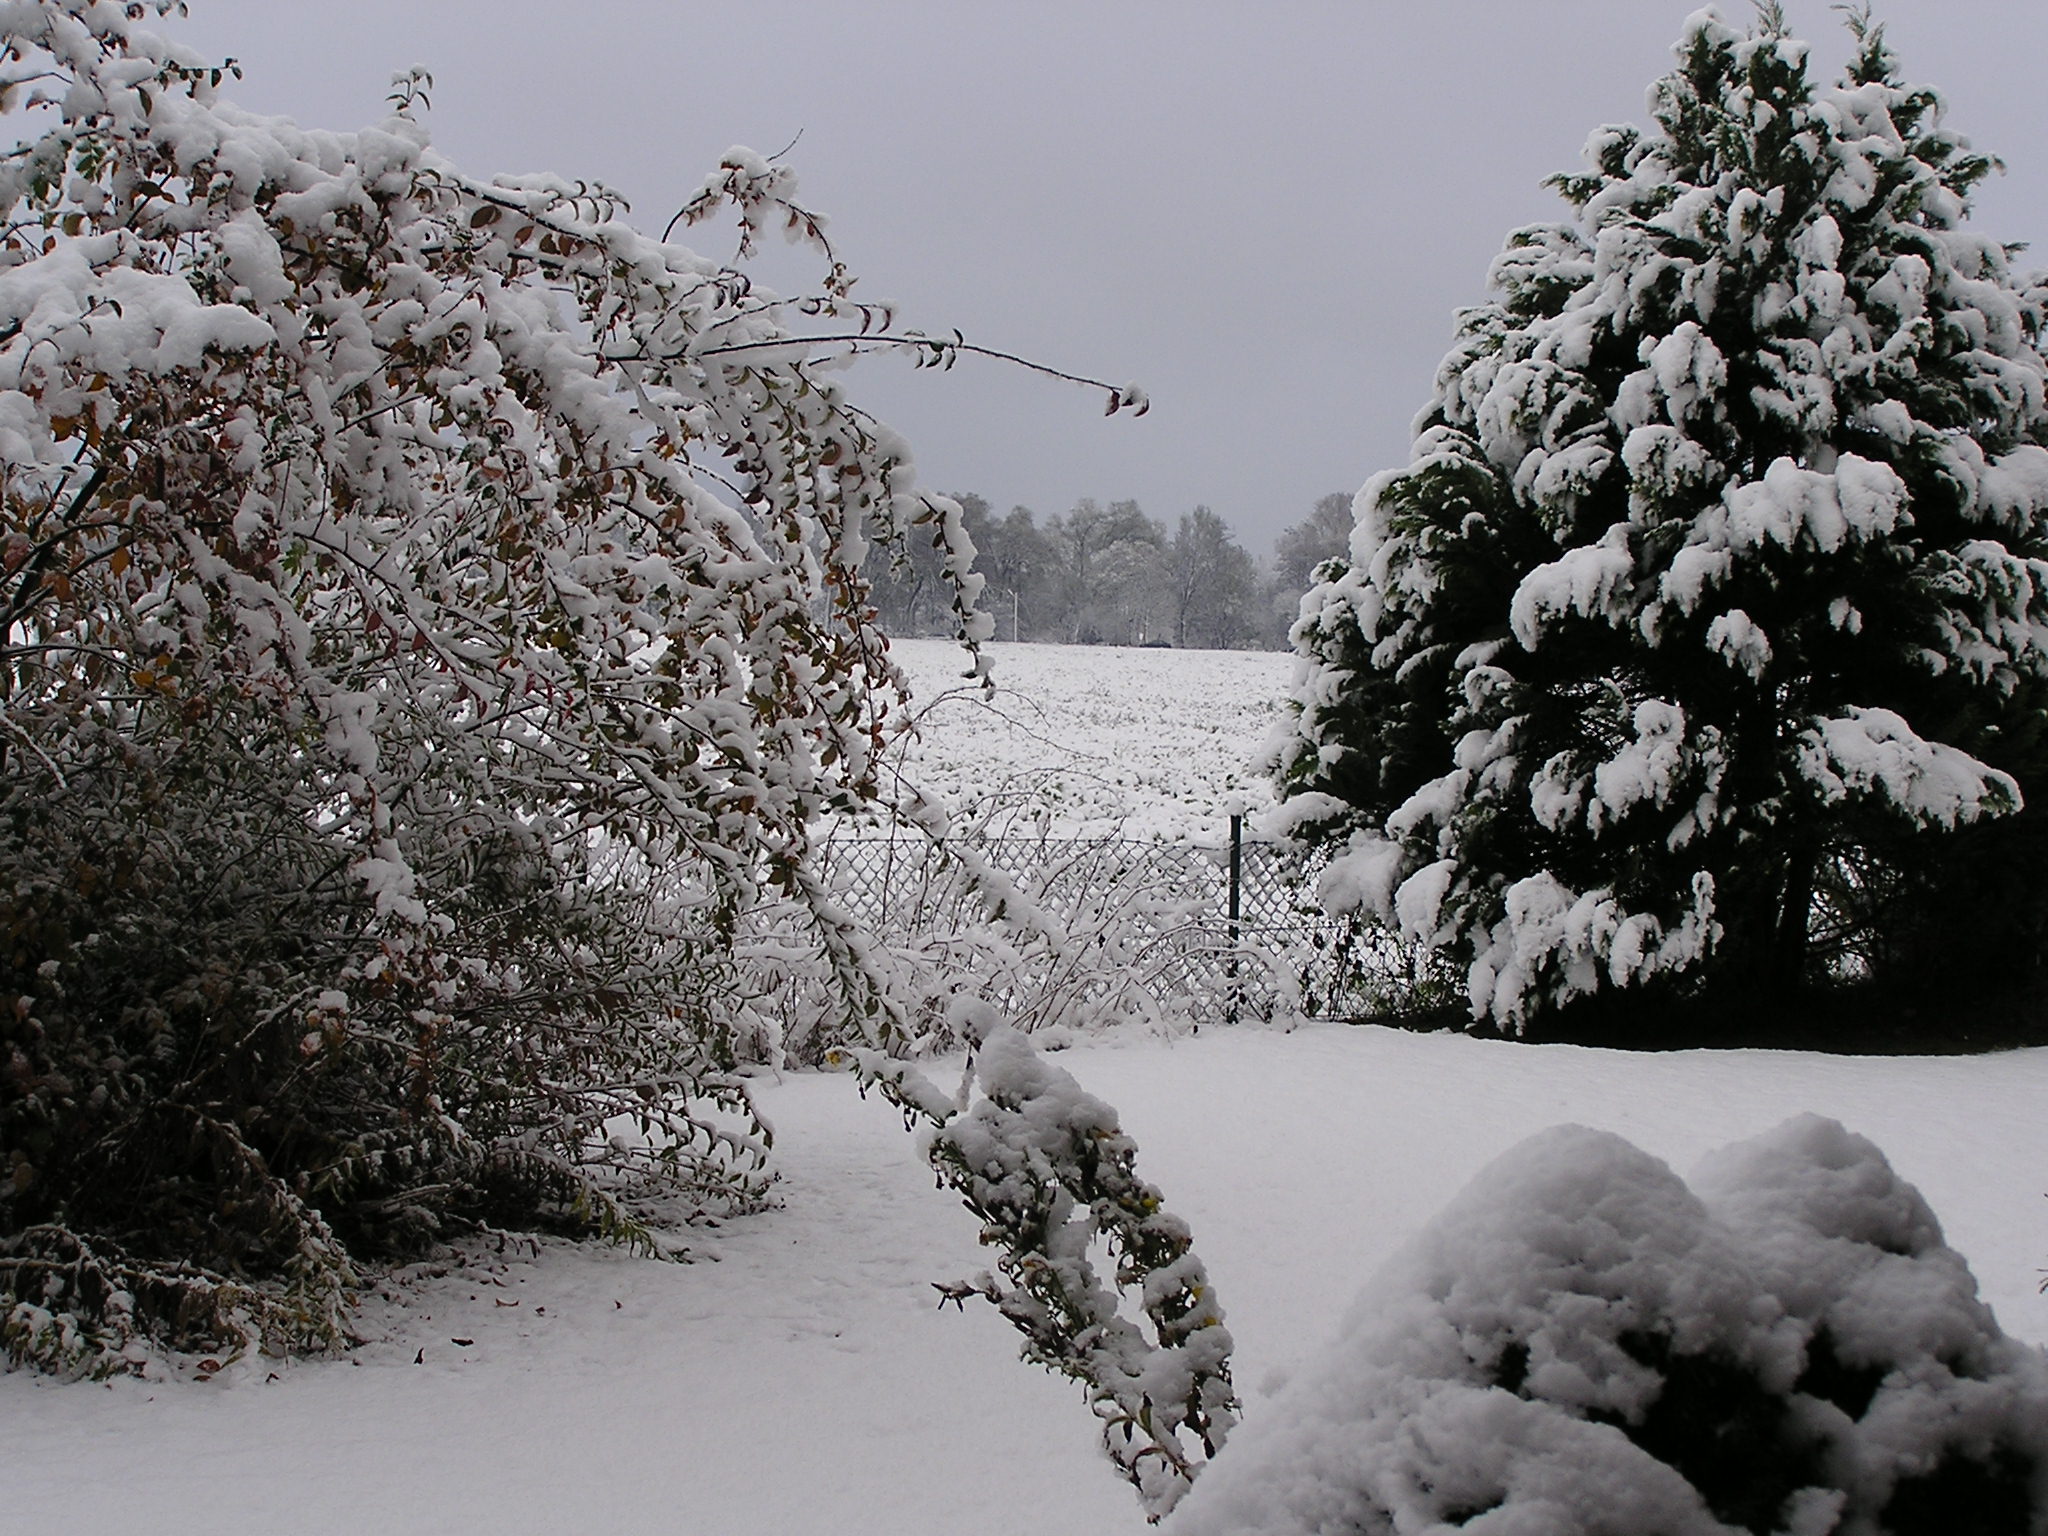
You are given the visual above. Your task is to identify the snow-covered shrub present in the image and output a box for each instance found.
[1,710,773,1376]
[1272,6,2048,1038]
[0,0,1228,1442]
[1165,1114,2048,1536]
[0,0,866,1371]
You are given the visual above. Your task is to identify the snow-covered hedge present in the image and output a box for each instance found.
[1166,1113,2048,1535]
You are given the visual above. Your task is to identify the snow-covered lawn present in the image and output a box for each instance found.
[883,638,1296,840]
[9,648,2041,1528]
[7,1023,2044,1535]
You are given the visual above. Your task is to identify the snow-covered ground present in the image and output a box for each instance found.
[881,638,1296,841]
[9,646,2044,1530]
[7,1024,2045,1535]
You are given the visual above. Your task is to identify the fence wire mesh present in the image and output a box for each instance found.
[815,821,1442,1025]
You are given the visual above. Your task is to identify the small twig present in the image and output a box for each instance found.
[2,464,110,633]
[611,332,1146,412]
[0,710,68,789]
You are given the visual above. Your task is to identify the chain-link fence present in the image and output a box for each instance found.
[816,818,1443,1025]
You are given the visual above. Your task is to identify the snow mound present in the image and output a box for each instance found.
[1165,1115,2048,1536]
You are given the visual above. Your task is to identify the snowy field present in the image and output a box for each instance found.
[5,1025,2046,1535]
[880,638,1296,840]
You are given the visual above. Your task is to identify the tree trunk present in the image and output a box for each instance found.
[1772,839,1817,993]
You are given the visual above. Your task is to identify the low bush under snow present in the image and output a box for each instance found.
[1166,1114,2048,1536]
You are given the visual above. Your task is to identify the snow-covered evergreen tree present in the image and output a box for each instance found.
[1273,6,2048,1037]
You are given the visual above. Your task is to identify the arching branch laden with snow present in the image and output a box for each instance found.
[925,1023,1236,1520]
[0,2,975,942]
[1272,7,2048,1035]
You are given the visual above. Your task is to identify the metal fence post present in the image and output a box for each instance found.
[1226,814,1243,1023]
[1228,814,1242,934]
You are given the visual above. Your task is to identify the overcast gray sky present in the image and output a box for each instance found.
[171,2,2048,554]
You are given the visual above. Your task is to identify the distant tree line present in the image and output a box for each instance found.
[868,490,1358,649]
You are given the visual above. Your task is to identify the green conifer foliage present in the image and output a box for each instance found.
[1274,9,2048,1038]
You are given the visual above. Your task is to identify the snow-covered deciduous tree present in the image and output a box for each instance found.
[1050,496,1164,643]
[1271,492,1356,598]
[0,0,955,1371]
[0,5,1239,1476]
[1273,7,2048,1038]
